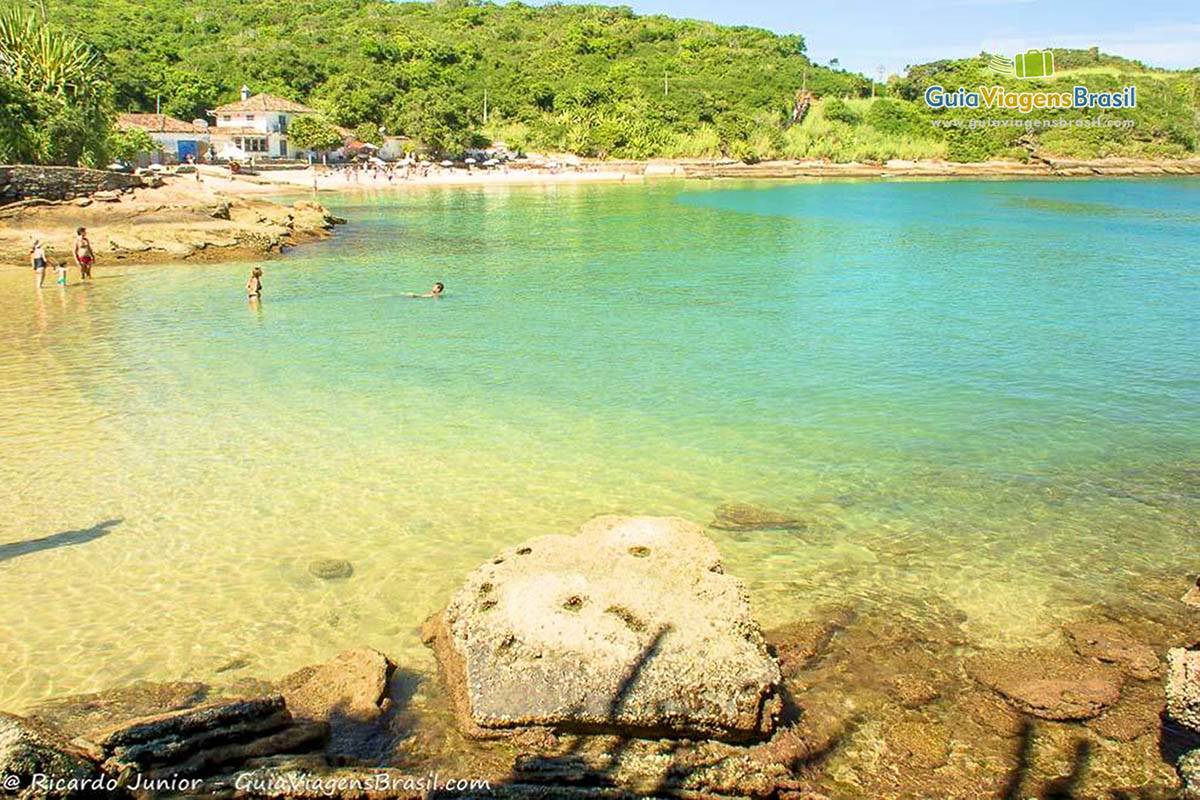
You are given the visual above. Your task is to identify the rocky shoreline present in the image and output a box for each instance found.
[2,515,1198,799]
[0,175,344,270]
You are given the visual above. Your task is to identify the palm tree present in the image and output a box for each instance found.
[0,4,105,99]
[0,4,111,164]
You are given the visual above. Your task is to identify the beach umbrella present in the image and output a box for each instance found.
[440,160,454,167]
[482,158,498,166]
[465,157,477,164]
[217,143,246,160]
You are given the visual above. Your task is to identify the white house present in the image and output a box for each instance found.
[210,87,316,160]
[116,113,210,164]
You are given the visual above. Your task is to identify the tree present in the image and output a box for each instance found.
[288,114,343,159]
[107,125,157,162]
[353,121,383,146]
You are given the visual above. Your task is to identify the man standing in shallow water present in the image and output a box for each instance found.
[74,227,94,280]
[408,282,444,298]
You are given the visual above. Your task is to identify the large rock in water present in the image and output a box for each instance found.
[1167,648,1200,733]
[422,515,781,741]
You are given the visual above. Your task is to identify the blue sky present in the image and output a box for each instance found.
[525,0,1199,77]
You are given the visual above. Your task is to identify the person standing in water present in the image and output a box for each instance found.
[74,227,94,280]
[246,267,263,301]
[30,240,47,288]
[407,282,444,298]
[55,260,69,286]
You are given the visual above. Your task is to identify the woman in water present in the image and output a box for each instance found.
[408,282,444,298]
[246,267,263,301]
[30,240,47,289]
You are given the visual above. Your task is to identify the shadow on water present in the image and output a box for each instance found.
[1001,719,1108,800]
[0,518,122,564]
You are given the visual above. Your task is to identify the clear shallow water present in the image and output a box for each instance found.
[0,178,1197,710]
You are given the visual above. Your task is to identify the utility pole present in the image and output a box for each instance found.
[483,88,488,125]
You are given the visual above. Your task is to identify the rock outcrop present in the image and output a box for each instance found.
[0,176,344,268]
[967,650,1123,720]
[1167,648,1200,733]
[422,515,781,741]
[279,647,395,759]
[0,713,110,799]
[77,694,326,780]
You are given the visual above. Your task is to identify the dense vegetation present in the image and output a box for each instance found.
[43,0,870,158]
[4,0,1198,164]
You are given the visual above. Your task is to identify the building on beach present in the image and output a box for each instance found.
[209,87,316,160]
[116,113,210,164]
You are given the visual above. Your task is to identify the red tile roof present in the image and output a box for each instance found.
[117,113,200,134]
[213,93,316,114]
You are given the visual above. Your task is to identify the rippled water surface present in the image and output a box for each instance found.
[0,178,1197,709]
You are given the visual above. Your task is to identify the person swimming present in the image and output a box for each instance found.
[246,267,263,300]
[408,282,444,298]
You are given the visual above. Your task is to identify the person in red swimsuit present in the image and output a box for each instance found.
[74,226,94,279]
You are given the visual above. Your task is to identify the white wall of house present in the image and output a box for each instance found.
[213,111,303,158]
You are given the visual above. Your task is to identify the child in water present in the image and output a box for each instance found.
[246,267,263,300]
[55,261,68,286]
[408,282,444,298]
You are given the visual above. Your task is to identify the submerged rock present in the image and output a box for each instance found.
[967,650,1122,720]
[25,680,209,743]
[422,515,782,741]
[884,720,950,769]
[1167,649,1200,733]
[308,559,353,580]
[709,503,808,531]
[888,674,942,709]
[764,619,838,678]
[1086,681,1164,743]
[0,712,108,799]
[1064,621,1161,680]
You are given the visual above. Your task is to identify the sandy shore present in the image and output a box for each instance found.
[196,155,1200,198]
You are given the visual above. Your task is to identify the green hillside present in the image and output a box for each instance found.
[46,0,867,158]
[6,0,1200,163]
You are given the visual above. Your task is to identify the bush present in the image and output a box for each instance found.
[823,97,859,124]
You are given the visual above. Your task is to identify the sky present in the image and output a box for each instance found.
[523,0,1199,78]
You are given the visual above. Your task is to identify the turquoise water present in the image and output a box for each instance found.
[0,178,1196,709]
